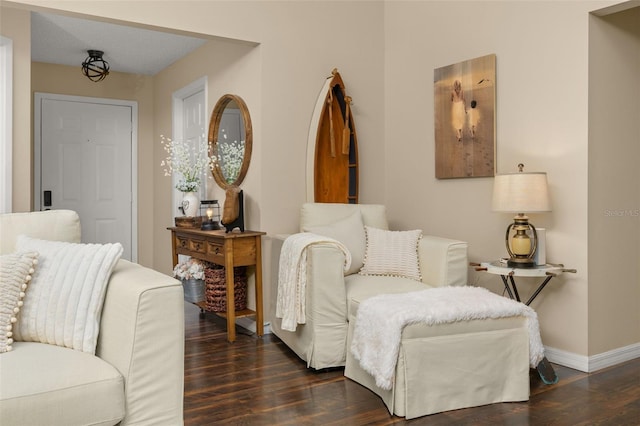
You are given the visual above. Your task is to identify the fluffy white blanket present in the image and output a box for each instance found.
[276,233,351,332]
[350,286,545,390]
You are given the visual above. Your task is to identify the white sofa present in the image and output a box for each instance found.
[0,210,184,425]
[270,203,532,418]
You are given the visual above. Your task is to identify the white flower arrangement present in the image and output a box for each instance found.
[175,178,199,193]
[173,258,206,281]
[160,135,213,193]
[216,129,245,184]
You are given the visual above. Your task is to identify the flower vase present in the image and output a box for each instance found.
[182,192,199,217]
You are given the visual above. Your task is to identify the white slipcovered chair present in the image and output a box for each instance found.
[270,203,468,368]
[270,203,533,419]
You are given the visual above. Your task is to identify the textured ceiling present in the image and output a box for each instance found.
[31,11,208,76]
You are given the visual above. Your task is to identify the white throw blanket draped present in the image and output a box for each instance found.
[350,286,545,390]
[276,233,351,332]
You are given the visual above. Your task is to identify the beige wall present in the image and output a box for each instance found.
[151,38,261,309]
[152,37,260,273]
[384,0,610,357]
[4,1,386,224]
[5,0,385,315]
[4,0,639,363]
[588,7,640,355]
[30,62,156,266]
[145,2,385,311]
[1,6,30,212]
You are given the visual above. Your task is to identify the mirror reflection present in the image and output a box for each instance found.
[209,94,252,190]
[216,100,245,185]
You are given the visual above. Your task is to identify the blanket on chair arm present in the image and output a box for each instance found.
[350,286,545,390]
[276,233,351,332]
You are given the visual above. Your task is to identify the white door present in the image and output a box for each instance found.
[182,90,207,200]
[35,94,137,261]
[172,80,207,215]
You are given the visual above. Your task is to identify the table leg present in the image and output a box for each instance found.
[224,240,236,343]
[500,275,515,300]
[508,275,521,302]
[536,356,558,384]
[170,231,178,268]
[254,236,264,337]
[525,275,554,306]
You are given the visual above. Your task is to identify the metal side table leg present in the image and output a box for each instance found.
[536,356,558,384]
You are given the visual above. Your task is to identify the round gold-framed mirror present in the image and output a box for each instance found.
[208,94,253,189]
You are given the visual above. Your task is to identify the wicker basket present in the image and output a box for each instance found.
[205,266,248,312]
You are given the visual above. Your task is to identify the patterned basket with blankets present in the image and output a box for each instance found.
[205,265,248,312]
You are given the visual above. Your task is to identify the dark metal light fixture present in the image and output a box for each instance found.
[81,50,110,82]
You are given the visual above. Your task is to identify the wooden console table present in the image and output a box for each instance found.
[168,227,265,342]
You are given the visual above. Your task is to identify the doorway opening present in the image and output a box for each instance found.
[171,77,208,217]
[0,35,12,213]
[34,93,138,261]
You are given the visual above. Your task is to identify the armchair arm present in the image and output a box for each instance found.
[305,244,349,323]
[97,260,184,425]
[270,234,349,369]
[419,236,468,287]
[270,234,348,325]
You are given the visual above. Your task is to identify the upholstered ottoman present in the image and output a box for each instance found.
[344,287,541,419]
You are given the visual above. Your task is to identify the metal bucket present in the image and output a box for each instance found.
[182,278,205,303]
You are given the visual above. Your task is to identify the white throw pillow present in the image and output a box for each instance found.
[359,226,422,281]
[0,251,39,353]
[303,210,365,275]
[14,235,123,354]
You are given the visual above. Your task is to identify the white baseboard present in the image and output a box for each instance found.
[544,346,589,372]
[545,342,640,373]
[587,342,640,371]
[236,317,272,335]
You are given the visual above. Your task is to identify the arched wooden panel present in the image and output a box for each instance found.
[306,69,358,204]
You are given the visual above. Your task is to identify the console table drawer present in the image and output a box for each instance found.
[176,236,208,255]
[176,236,190,250]
[188,238,207,254]
[206,240,225,264]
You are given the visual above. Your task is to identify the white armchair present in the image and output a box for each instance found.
[269,203,468,369]
[271,204,533,419]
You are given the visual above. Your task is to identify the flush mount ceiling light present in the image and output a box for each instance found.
[81,50,110,82]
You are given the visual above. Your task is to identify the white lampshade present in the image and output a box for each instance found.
[492,172,551,213]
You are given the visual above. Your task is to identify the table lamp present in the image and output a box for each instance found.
[492,163,551,268]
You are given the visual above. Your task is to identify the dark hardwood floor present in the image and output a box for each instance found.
[183,302,640,425]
